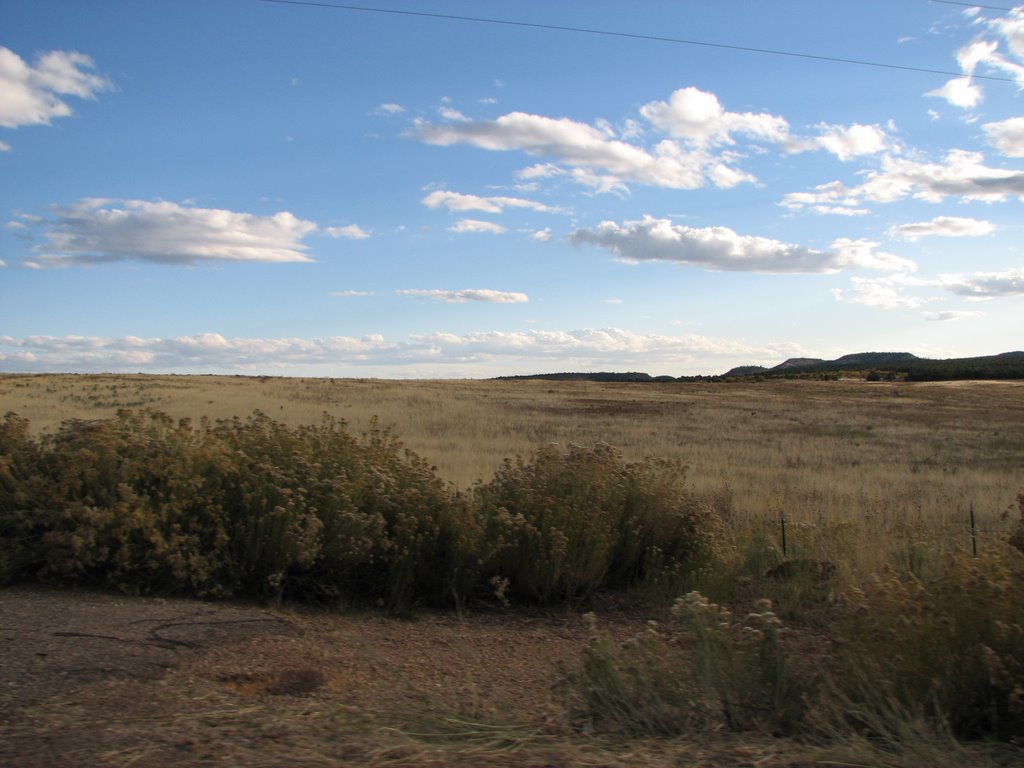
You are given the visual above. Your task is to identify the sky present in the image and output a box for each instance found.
[1,0,1023,378]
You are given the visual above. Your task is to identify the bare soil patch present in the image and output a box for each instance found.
[0,586,651,767]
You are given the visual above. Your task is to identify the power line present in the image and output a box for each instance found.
[256,0,1017,83]
[928,0,1015,11]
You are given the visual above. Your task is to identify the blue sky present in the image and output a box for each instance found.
[2,0,1022,377]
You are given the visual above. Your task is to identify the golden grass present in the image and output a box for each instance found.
[2,373,1021,573]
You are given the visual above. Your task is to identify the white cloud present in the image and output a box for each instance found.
[990,7,1024,60]
[531,227,552,242]
[397,288,529,303]
[0,333,398,371]
[784,150,1024,210]
[0,140,9,152]
[329,290,374,297]
[983,116,1024,157]
[0,47,112,130]
[415,88,781,193]
[421,190,557,213]
[569,215,915,274]
[809,123,891,161]
[923,310,983,321]
[0,259,6,268]
[939,267,1024,298]
[448,218,506,234]
[638,86,789,146]
[926,76,983,109]
[869,151,1024,202]
[417,111,708,190]
[374,102,405,115]
[28,199,319,266]
[927,8,1024,109]
[324,224,370,239]
[888,216,995,241]
[0,329,810,376]
[438,106,469,122]
[832,275,932,309]
[780,180,869,215]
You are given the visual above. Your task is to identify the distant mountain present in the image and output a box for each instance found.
[722,351,1024,380]
[720,365,769,377]
[495,352,1024,384]
[771,357,827,371]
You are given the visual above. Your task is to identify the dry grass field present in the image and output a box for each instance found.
[2,373,1021,572]
[2,373,1023,767]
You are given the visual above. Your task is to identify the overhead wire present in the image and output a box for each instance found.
[255,0,1017,83]
[927,0,1015,11]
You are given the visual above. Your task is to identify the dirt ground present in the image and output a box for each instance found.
[0,585,665,767]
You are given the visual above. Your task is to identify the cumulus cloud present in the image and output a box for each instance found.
[0,47,112,129]
[808,123,891,161]
[26,199,319,265]
[783,150,1024,210]
[531,227,552,242]
[0,329,810,376]
[421,190,558,213]
[448,218,506,234]
[926,76,983,109]
[374,102,405,115]
[868,151,1024,202]
[638,86,789,146]
[983,116,1024,157]
[0,333,398,372]
[396,288,529,303]
[417,111,706,190]
[569,215,915,274]
[888,216,995,241]
[990,7,1024,59]
[939,267,1024,298]
[926,7,1024,107]
[324,224,370,239]
[832,275,933,309]
[438,106,469,122]
[414,87,788,193]
[779,180,869,216]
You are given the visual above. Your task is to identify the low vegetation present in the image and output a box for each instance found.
[2,374,1023,764]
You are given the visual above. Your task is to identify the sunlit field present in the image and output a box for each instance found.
[3,373,1021,572]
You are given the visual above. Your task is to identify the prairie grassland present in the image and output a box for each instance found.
[2,373,1021,572]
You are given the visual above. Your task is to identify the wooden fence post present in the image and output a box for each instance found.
[970,502,978,557]
[780,509,788,558]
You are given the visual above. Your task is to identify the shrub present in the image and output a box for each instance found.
[474,443,721,604]
[0,410,472,610]
[830,548,1024,741]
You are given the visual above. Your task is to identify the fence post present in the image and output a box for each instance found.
[780,509,788,558]
[970,502,978,557]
